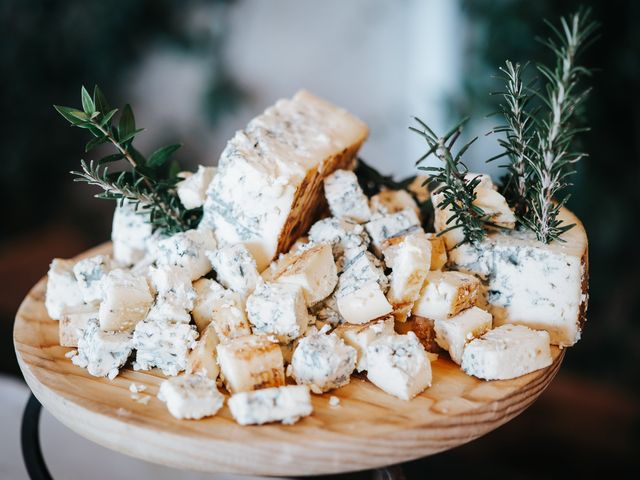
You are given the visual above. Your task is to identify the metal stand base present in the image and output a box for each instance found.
[21,393,53,480]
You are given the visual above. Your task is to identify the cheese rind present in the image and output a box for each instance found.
[461,324,552,380]
[334,317,395,371]
[366,332,432,400]
[99,269,153,332]
[324,169,371,223]
[207,243,260,296]
[45,259,85,321]
[132,320,198,376]
[201,90,368,271]
[176,166,216,210]
[228,385,313,425]
[425,233,448,270]
[158,374,224,420]
[290,327,357,393]
[434,306,492,364]
[413,270,480,320]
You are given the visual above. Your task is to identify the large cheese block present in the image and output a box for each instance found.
[448,207,588,347]
[202,90,368,271]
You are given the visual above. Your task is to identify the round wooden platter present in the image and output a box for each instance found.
[14,244,565,477]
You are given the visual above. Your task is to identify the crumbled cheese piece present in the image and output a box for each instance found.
[334,316,395,371]
[158,374,224,420]
[176,166,216,210]
[324,169,372,223]
[365,209,422,256]
[153,229,216,280]
[111,200,153,265]
[216,335,285,393]
[73,254,112,303]
[434,306,493,364]
[329,396,340,407]
[65,350,77,359]
[45,258,84,321]
[291,327,357,393]
[461,324,553,380]
[187,324,220,380]
[413,270,480,320]
[308,217,370,271]
[366,332,432,400]
[207,243,260,296]
[59,304,99,347]
[132,320,198,376]
[370,189,420,218]
[99,269,153,332]
[228,385,313,425]
[129,383,146,394]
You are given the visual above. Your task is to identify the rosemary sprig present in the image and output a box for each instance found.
[54,86,202,235]
[411,117,486,246]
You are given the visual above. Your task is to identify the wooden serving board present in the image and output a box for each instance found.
[14,244,564,477]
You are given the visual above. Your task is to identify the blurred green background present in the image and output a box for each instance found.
[1,0,638,477]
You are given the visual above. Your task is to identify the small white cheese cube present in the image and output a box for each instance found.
[246,282,311,342]
[461,324,553,380]
[191,278,225,331]
[191,279,252,340]
[132,320,198,376]
[366,332,432,400]
[99,269,153,332]
[59,304,99,347]
[338,250,389,294]
[216,335,285,393]
[336,282,392,325]
[228,385,313,426]
[176,166,216,210]
[268,243,338,306]
[187,324,220,379]
[434,306,492,364]
[324,169,372,223]
[73,254,112,303]
[111,200,153,265]
[207,243,260,296]
[158,374,224,420]
[425,233,448,270]
[45,259,85,320]
[308,217,370,266]
[71,318,133,379]
[370,189,420,218]
[146,265,197,323]
[413,270,480,320]
[382,231,432,321]
[290,327,357,393]
[153,229,216,280]
[334,316,395,371]
[365,209,422,256]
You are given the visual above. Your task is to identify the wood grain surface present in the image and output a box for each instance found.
[14,243,565,477]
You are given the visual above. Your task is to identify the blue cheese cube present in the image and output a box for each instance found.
[71,318,133,379]
[158,374,224,420]
[146,265,196,324]
[187,324,220,379]
[309,292,343,327]
[290,327,357,393]
[99,269,154,332]
[366,332,432,400]
[461,324,552,380]
[59,304,99,347]
[308,217,370,258]
[324,169,372,223]
[176,166,216,210]
[247,281,311,342]
[413,270,480,321]
[425,233,448,270]
[370,189,420,218]
[365,209,422,256]
[334,316,395,371]
[228,385,313,426]
[207,243,260,296]
[111,200,153,265]
[45,259,85,320]
[132,320,198,376]
[434,306,492,364]
[73,254,112,303]
[217,335,286,393]
[153,229,216,280]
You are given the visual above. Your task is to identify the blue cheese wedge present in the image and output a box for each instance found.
[71,318,133,379]
[73,254,112,303]
[290,326,357,393]
[153,229,216,280]
[307,217,370,272]
[158,374,224,420]
[176,166,216,210]
[246,281,311,342]
[334,316,395,371]
[228,385,313,426]
[434,306,492,364]
[365,209,422,256]
[45,259,85,320]
[366,332,432,400]
[187,324,220,380]
[370,189,420,218]
[413,270,480,321]
[267,243,338,306]
[99,269,154,332]
[461,324,553,380]
[201,90,368,271]
[207,243,260,296]
[111,200,153,265]
[132,320,198,376]
[217,335,286,393]
[59,304,99,347]
[382,231,432,321]
[324,169,372,223]
[448,208,588,347]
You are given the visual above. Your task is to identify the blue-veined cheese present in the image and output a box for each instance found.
[370,189,420,218]
[228,385,313,426]
[365,209,422,256]
[413,270,480,320]
[99,268,153,332]
[132,319,198,376]
[176,166,216,210]
[152,228,216,280]
[186,323,220,380]
[207,243,260,296]
[308,217,370,272]
[73,254,112,303]
[45,259,85,320]
[334,316,395,372]
[324,169,372,223]
[111,200,153,265]
[158,374,224,420]
[147,264,197,323]
[433,306,492,364]
[59,304,99,348]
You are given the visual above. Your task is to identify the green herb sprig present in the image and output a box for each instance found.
[411,117,486,246]
[54,86,201,235]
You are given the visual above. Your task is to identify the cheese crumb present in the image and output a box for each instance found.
[64,350,77,359]
[129,383,146,394]
[329,396,340,407]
